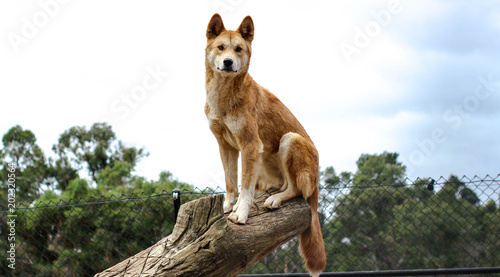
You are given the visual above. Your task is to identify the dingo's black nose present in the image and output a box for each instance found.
[223,58,233,67]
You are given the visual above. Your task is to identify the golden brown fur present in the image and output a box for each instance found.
[204,14,326,276]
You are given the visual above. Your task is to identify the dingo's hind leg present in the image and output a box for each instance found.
[264,184,300,209]
[264,132,318,208]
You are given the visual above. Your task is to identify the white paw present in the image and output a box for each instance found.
[232,201,239,212]
[264,195,282,209]
[227,189,252,224]
[224,193,237,213]
[228,211,248,224]
[232,194,241,212]
[223,200,233,213]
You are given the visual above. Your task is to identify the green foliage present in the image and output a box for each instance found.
[354,151,406,187]
[321,166,351,188]
[52,122,148,184]
[0,125,48,205]
[47,155,78,191]
[321,153,408,270]
[52,123,115,177]
[96,161,133,189]
[7,172,190,276]
[390,177,489,269]
[63,178,89,200]
[320,155,497,272]
[1,125,39,168]
[0,124,193,276]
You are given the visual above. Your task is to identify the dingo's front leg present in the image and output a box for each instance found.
[217,139,239,213]
[228,188,254,224]
[228,141,262,224]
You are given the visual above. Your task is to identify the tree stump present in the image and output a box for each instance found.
[95,190,312,277]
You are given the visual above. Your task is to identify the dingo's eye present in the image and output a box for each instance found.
[235,46,242,53]
[218,45,224,51]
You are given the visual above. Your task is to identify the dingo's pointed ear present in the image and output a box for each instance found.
[207,13,226,40]
[238,16,254,42]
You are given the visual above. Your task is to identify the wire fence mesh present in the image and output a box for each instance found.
[1,175,499,276]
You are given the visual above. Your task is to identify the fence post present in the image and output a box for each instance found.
[427,178,435,191]
[172,189,181,224]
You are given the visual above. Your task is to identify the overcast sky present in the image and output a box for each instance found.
[1,0,499,189]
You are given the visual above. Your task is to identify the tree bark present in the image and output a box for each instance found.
[95,190,312,277]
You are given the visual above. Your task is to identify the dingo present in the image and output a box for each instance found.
[204,14,326,276]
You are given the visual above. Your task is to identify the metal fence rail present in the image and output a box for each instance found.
[239,267,500,276]
[1,175,499,276]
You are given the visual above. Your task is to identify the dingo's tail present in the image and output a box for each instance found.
[300,186,326,277]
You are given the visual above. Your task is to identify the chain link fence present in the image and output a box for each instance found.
[1,175,500,276]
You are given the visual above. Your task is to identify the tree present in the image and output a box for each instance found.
[0,125,48,204]
[319,166,351,220]
[322,152,408,271]
[96,161,134,189]
[46,155,79,191]
[0,124,193,276]
[62,178,90,200]
[439,175,480,206]
[14,168,195,276]
[317,157,500,273]
[52,123,148,185]
[391,175,484,269]
[353,151,406,187]
[479,200,500,266]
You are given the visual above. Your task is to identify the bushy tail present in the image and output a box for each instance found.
[300,187,326,276]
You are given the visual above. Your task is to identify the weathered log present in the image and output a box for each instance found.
[95,190,312,277]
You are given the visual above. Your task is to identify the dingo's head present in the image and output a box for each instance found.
[205,14,254,77]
